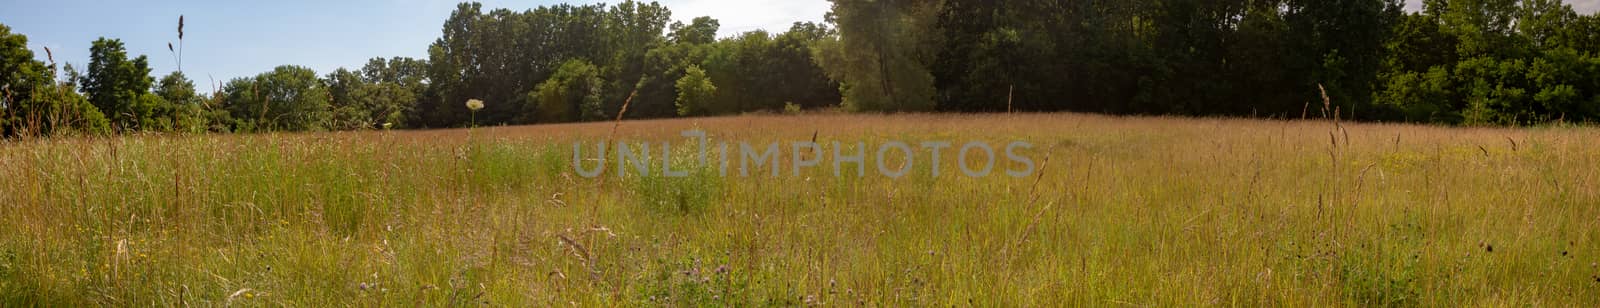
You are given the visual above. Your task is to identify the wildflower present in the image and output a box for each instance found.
[382,122,393,130]
[466,99,486,129]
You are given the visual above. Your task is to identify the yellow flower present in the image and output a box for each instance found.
[466,99,485,111]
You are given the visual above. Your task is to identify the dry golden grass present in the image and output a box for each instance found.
[1,112,1597,306]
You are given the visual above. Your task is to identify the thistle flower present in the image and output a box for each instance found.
[466,99,485,111]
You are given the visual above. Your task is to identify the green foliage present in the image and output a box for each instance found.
[673,65,716,116]
[1,23,54,136]
[816,0,940,112]
[640,35,713,117]
[669,16,720,45]
[701,32,771,113]
[130,93,170,131]
[82,38,156,131]
[1376,1,1600,125]
[419,1,672,127]
[353,57,429,128]
[1455,56,1529,125]
[422,3,605,127]
[646,23,840,117]
[600,0,674,116]
[783,102,802,115]
[1379,67,1457,122]
[325,68,367,130]
[343,2,834,128]
[1,24,110,137]
[532,59,606,123]
[325,68,417,130]
[1437,0,1524,57]
[356,83,417,129]
[360,57,429,88]
[156,71,207,132]
[19,83,111,135]
[220,65,332,132]
[770,23,842,109]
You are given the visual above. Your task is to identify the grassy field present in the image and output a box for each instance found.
[1,112,1597,306]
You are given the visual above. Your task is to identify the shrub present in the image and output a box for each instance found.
[531,59,605,123]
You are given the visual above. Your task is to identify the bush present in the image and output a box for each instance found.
[674,65,717,116]
[531,59,605,123]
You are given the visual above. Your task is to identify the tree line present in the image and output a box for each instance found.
[5,0,1600,137]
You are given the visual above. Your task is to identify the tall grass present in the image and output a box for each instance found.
[1,113,1597,306]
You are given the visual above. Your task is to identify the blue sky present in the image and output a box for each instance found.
[1,0,829,91]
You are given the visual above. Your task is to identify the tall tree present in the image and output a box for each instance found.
[769,22,841,109]
[220,65,331,132]
[674,65,716,116]
[669,17,720,45]
[358,57,428,127]
[1436,0,1523,57]
[2,24,110,136]
[530,59,606,123]
[0,23,53,136]
[325,68,371,130]
[422,2,657,127]
[81,38,156,131]
[816,0,942,112]
[600,0,674,119]
[155,71,205,132]
[1281,0,1404,117]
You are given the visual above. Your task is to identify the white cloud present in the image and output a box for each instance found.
[654,0,832,36]
[1570,0,1600,12]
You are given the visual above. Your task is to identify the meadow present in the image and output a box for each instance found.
[1,112,1597,306]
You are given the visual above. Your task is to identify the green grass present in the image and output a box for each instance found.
[1,113,1598,306]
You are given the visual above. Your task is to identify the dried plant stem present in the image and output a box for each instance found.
[999,149,1054,268]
